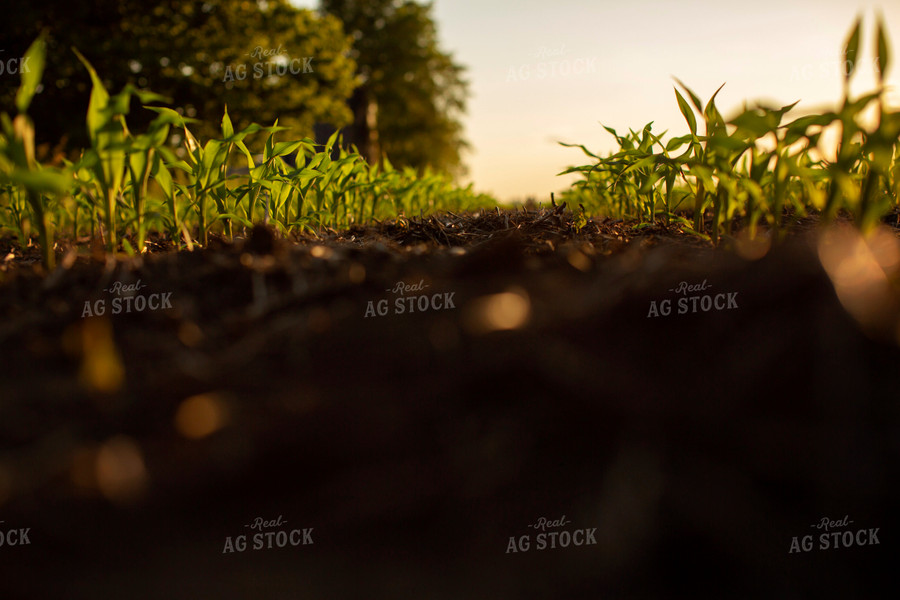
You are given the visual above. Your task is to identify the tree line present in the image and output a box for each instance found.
[0,0,468,176]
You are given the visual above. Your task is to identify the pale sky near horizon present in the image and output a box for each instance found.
[293,0,900,202]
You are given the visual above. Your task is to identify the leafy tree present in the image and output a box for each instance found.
[320,0,470,176]
[0,0,358,152]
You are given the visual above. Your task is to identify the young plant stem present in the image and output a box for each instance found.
[26,190,54,269]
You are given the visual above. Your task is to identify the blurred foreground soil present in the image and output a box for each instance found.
[0,207,898,598]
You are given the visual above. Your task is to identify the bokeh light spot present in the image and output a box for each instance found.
[175,393,230,439]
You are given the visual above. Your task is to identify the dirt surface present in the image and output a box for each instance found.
[1,207,899,598]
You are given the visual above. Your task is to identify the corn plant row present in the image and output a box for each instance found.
[560,16,900,244]
[0,38,495,269]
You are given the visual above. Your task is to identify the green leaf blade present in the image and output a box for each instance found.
[16,36,46,114]
[843,16,862,82]
[674,88,697,136]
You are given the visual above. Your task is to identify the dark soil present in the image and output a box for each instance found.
[1,206,898,599]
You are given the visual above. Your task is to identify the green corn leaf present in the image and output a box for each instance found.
[127,86,170,105]
[305,152,325,171]
[264,126,278,163]
[838,90,881,122]
[558,141,601,160]
[142,122,170,149]
[2,114,34,168]
[688,164,715,189]
[666,134,693,153]
[1,167,72,194]
[72,47,110,147]
[144,106,199,128]
[703,83,727,133]
[199,139,228,188]
[222,106,234,139]
[16,36,46,114]
[638,169,664,194]
[151,154,174,200]
[842,16,862,82]
[250,164,269,180]
[773,100,801,124]
[154,146,178,163]
[128,148,150,192]
[731,108,771,137]
[226,123,268,144]
[168,159,194,174]
[235,139,255,170]
[707,131,749,153]
[646,129,669,150]
[107,87,136,117]
[272,140,304,159]
[182,125,202,164]
[601,124,627,146]
[638,122,655,152]
[210,212,253,229]
[619,154,658,179]
[783,113,836,146]
[673,78,703,113]
[556,165,591,176]
[875,13,891,81]
[288,168,324,187]
[674,88,697,136]
[324,128,341,154]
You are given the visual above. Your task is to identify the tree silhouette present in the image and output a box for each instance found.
[320,0,470,176]
[0,0,358,152]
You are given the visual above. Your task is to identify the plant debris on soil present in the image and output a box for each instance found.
[1,206,899,599]
[1,202,705,268]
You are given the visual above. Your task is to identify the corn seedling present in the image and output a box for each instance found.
[0,37,73,269]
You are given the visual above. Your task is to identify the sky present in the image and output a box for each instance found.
[294,0,900,202]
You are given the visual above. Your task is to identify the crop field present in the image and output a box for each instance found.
[0,38,494,270]
[560,16,900,245]
[1,8,899,600]
[3,19,899,269]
